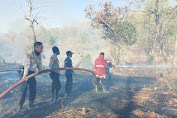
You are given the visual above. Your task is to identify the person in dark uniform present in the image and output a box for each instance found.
[49,46,61,102]
[64,51,74,97]
[105,58,115,80]
[19,42,43,111]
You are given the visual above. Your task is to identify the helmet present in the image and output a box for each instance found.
[107,58,112,61]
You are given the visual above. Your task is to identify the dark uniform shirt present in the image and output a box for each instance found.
[105,62,112,74]
[64,57,73,74]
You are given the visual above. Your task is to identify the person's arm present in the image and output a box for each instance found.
[64,59,72,69]
[37,58,42,71]
[107,62,115,68]
[49,57,54,69]
[93,60,96,73]
[23,53,31,78]
[66,59,74,71]
[105,60,108,68]
[111,63,115,67]
[64,59,68,68]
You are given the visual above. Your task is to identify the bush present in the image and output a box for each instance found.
[25,41,34,51]
[147,55,154,64]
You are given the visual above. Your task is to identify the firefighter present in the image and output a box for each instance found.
[49,46,61,102]
[105,57,115,80]
[93,52,109,93]
[64,51,74,97]
[19,42,43,111]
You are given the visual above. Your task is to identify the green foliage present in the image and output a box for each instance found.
[25,40,34,51]
[147,55,154,64]
[80,54,93,69]
[49,36,56,45]
[110,47,119,64]
[166,25,177,36]
[114,22,137,46]
[85,2,137,47]
[95,44,100,50]
[130,0,177,63]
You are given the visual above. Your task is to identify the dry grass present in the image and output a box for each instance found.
[154,77,176,93]
[45,107,118,118]
[166,98,177,107]
[132,109,168,118]
[133,88,158,106]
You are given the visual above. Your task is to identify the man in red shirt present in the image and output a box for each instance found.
[93,52,109,93]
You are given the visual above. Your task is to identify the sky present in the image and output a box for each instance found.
[0,0,127,33]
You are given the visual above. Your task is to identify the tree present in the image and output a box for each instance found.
[6,32,17,48]
[133,0,177,63]
[24,0,39,42]
[85,1,137,64]
[5,32,18,62]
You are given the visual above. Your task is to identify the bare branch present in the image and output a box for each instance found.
[24,15,29,21]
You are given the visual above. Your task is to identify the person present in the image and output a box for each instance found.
[19,42,43,111]
[105,57,114,80]
[93,52,109,93]
[64,51,74,97]
[49,46,61,102]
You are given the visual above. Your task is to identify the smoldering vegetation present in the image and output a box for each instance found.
[1,63,177,118]
[1,0,177,117]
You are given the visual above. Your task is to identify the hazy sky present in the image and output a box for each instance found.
[0,0,127,33]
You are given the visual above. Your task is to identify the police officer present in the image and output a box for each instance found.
[49,46,61,102]
[64,51,74,97]
[19,42,43,110]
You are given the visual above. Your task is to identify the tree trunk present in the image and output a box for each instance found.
[27,0,37,42]
[174,35,177,65]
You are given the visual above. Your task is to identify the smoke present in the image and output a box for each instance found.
[115,64,177,68]
[8,19,26,33]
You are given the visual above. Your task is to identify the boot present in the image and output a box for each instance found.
[18,105,23,112]
[51,97,57,103]
[95,85,98,93]
[29,102,35,108]
[64,93,67,98]
[103,90,109,93]
[51,95,54,102]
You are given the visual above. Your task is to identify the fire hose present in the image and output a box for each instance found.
[0,68,96,99]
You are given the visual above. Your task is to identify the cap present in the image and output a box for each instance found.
[66,51,74,56]
[107,57,112,61]
[100,52,104,55]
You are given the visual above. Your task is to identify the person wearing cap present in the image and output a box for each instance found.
[105,57,115,80]
[49,46,61,102]
[93,52,109,93]
[19,42,43,111]
[64,51,74,97]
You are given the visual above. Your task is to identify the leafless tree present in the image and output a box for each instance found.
[24,0,39,42]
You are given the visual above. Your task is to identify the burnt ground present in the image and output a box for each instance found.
[1,63,177,118]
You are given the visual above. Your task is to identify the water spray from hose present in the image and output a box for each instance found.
[114,64,177,68]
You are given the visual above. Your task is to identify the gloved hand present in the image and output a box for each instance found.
[93,70,95,73]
